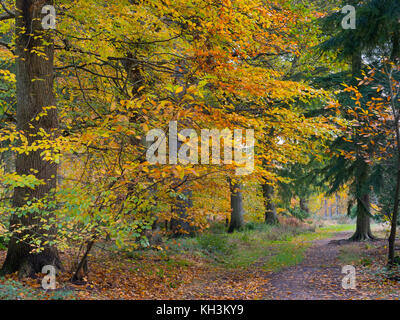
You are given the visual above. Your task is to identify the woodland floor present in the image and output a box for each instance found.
[0,226,400,300]
[158,230,400,300]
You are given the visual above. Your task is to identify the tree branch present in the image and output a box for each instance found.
[0,12,13,21]
[0,40,12,52]
[0,0,15,18]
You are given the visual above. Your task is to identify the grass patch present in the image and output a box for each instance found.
[197,233,237,255]
[266,243,308,271]
[337,241,380,266]
[130,223,356,275]
[319,224,355,233]
[338,243,363,265]
[164,222,322,271]
[223,224,313,270]
[293,224,354,242]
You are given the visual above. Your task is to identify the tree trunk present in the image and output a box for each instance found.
[228,181,245,233]
[262,183,278,224]
[351,51,362,79]
[349,165,375,241]
[391,31,400,62]
[335,194,340,215]
[350,194,374,241]
[170,190,194,237]
[299,197,309,214]
[1,0,62,276]
[388,163,400,266]
[350,162,375,242]
[388,70,400,266]
[387,32,400,266]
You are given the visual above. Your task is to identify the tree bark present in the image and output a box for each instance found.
[262,183,278,224]
[350,178,375,241]
[351,51,362,79]
[391,31,400,62]
[299,197,309,214]
[1,0,62,276]
[388,163,400,266]
[170,189,194,237]
[228,181,245,233]
[387,64,400,266]
[350,194,374,241]
[335,194,340,215]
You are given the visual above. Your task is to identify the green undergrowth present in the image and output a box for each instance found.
[0,279,76,300]
[139,223,355,273]
[337,241,380,266]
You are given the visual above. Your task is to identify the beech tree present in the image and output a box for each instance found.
[0,0,337,278]
[1,0,62,275]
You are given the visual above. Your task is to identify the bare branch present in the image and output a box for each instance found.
[0,12,13,21]
[0,0,15,17]
[0,39,12,53]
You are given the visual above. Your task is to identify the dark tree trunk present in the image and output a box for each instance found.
[1,0,62,276]
[228,181,245,233]
[350,163,375,241]
[388,162,400,266]
[391,31,400,62]
[387,52,400,266]
[335,194,340,216]
[299,197,309,214]
[350,194,374,241]
[262,183,278,224]
[170,190,194,237]
[72,241,93,283]
[349,167,375,241]
[351,51,362,79]
[146,219,163,246]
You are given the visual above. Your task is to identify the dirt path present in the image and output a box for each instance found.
[263,232,361,300]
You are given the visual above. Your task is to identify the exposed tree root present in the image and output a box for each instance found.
[349,232,377,242]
